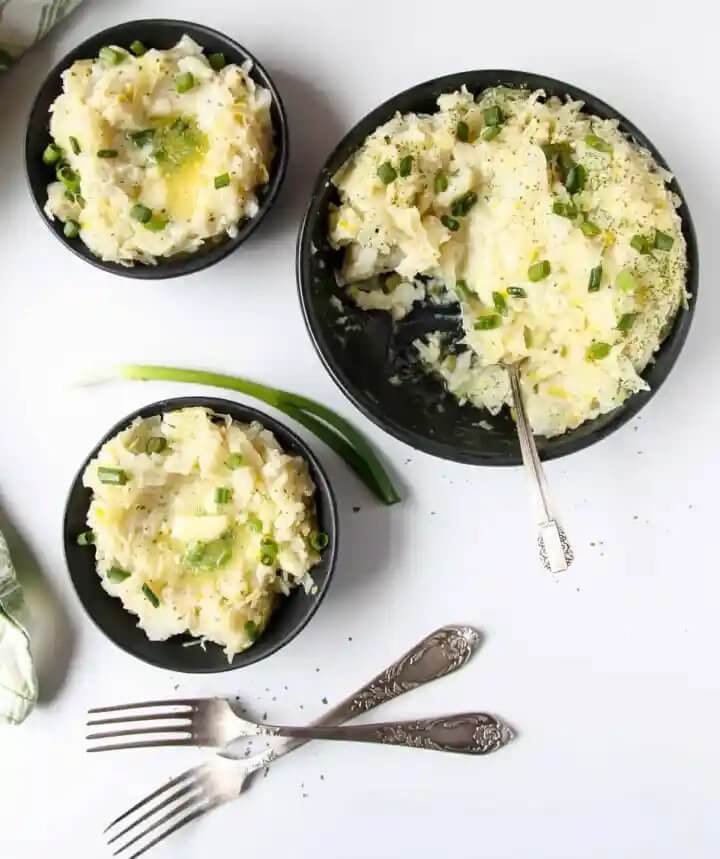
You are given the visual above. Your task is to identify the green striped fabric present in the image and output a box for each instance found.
[0,0,83,72]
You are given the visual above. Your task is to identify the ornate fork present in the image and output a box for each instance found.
[100,626,506,857]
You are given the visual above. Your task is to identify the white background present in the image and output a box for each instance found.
[1,1,718,857]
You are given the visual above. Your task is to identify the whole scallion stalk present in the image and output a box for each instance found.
[98,364,401,506]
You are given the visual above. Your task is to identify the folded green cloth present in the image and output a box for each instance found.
[0,0,84,71]
[0,530,36,724]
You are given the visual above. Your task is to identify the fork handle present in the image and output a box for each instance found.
[263,713,510,755]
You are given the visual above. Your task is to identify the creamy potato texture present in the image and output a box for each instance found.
[44,35,273,264]
[83,408,323,660]
[330,87,687,436]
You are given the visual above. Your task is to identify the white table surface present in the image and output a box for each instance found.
[1,0,718,856]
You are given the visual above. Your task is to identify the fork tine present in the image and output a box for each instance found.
[87,724,192,741]
[88,699,198,714]
[112,795,209,856]
[87,738,195,753]
[105,764,208,833]
[88,712,193,727]
[108,782,202,845]
[124,804,213,859]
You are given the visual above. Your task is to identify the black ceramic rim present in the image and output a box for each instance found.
[63,397,338,672]
[296,69,699,466]
[25,19,289,280]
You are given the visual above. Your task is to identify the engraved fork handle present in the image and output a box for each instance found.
[262,713,511,755]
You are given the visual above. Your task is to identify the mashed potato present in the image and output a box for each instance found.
[330,87,687,436]
[82,407,325,660]
[44,35,273,264]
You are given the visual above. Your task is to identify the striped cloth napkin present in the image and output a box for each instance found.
[0,0,83,72]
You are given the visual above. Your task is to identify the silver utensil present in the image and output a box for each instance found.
[506,362,574,573]
[100,626,505,857]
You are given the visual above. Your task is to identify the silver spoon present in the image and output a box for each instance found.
[505,362,574,573]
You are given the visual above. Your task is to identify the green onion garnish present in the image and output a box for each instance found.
[474,314,502,331]
[456,120,469,142]
[528,260,551,282]
[97,467,128,485]
[617,313,637,333]
[226,452,244,469]
[564,164,587,194]
[244,620,259,641]
[492,291,507,313]
[441,215,460,232]
[585,134,613,154]
[146,436,167,454]
[377,162,397,184]
[507,286,527,298]
[42,143,63,165]
[214,173,231,189]
[76,530,95,546]
[176,72,195,93]
[399,155,413,177]
[69,136,81,155]
[99,46,125,65]
[57,165,80,193]
[97,149,118,159]
[63,220,80,239]
[310,531,329,551]
[483,105,503,127]
[107,566,131,583]
[523,326,533,348]
[552,200,577,218]
[130,203,152,223]
[142,583,160,607]
[451,191,478,217]
[630,234,651,254]
[246,514,262,533]
[580,220,601,237]
[144,214,168,232]
[654,230,674,251]
[455,279,473,300]
[130,40,147,57]
[259,536,279,566]
[586,342,611,361]
[434,172,449,193]
[616,270,638,292]
[208,52,226,71]
[481,126,501,142]
[129,128,155,147]
[214,486,233,504]
[588,265,603,292]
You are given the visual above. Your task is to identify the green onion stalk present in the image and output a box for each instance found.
[85,364,401,506]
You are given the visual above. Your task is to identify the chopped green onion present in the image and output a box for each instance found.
[97,149,118,158]
[63,220,80,239]
[507,286,527,298]
[441,215,460,232]
[226,452,244,469]
[176,71,195,93]
[451,191,478,217]
[654,230,674,251]
[130,40,147,57]
[492,291,507,313]
[434,171,449,193]
[528,260,551,282]
[42,143,63,165]
[144,214,168,232]
[214,486,233,504]
[377,162,397,184]
[99,46,125,65]
[455,279,473,300]
[585,134,613,154]
[142,583,160,607]
[244,620,259,641]
[588,265,603,292]
[259,537,279,565]
[97,466,128,485]
[630,234,652,254]
[564,163,587,194]
[523,326,533,348]
[57,165,80,193]
[586,342,611,361]
[474,314,502,331]
[617,313,637,333]
[456,120,469,142]
[616,270,638,292]
[69,136,81,155]
[146,436,167,454]
[483,105,503,127]
[214,172,231,189]
[129,128,154,147]
[107,566,131,583]
[399,155,413,177]
[580,220,601,237]
[246,514,262,533]
[481,125,501,142]
[76,530,95,546]
[310,531,329,551]
[130,203,152,223]
[552,200,577,218]
[208,52,226,71]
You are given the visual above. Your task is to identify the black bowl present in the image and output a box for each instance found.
[297,70,699,465]
[26,19,288,279]
[63,397,338,672]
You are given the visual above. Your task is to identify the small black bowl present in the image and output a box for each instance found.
[26,19,288,279]
[297,70,699,465]
[63,397,337,672]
